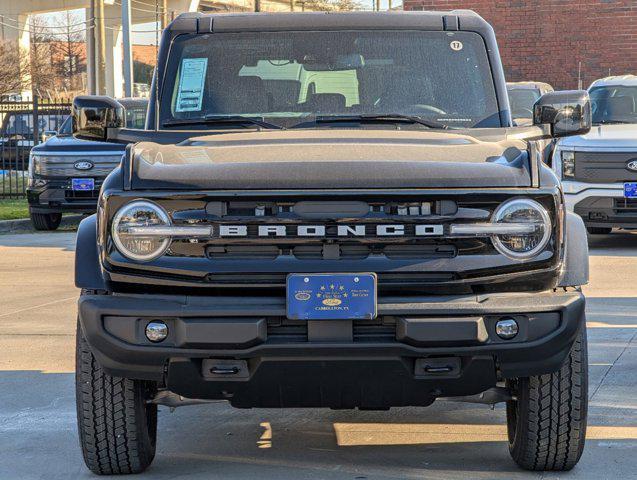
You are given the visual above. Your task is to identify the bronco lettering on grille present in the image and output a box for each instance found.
[215,224,444,237]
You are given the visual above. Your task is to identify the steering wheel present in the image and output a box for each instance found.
[373,95,448,117]
[408,104,448,116]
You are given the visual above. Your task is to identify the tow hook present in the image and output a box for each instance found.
[210,365,240,375]
[202,359,249,379]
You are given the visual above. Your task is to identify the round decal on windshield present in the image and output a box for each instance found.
[450,40,463,51]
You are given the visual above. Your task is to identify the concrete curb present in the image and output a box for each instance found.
[0,214,84,234]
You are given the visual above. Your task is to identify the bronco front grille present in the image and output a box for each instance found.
[107,191,560,295]
[168,197,499,261]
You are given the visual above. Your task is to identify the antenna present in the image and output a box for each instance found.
[154,0,159,130]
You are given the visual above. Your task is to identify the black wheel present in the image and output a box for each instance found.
[586,226,612,235]
[76,319,158,475]
[30,210,62,231]
[506,326,588,471]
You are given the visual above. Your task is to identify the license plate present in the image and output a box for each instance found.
[72,178,94,191]
[286,273,377,320]
[625,183,637,198]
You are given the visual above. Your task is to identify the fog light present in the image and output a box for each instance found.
[145,321,168,342]
[495,318,518,339]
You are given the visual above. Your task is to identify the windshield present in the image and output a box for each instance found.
[589,85,637,124]
[507,88,540,118]
[59,116,72,135]
[160,30,501,129]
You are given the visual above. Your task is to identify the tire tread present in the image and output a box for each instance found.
[30,211,61,231]
[508,327,588,471]
[76,321,156,475]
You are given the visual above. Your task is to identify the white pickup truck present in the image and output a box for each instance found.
[553,75,637,234]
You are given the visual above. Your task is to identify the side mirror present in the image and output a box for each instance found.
[533,90,591,138]
[41,130,57,142]
[72,96,124,141]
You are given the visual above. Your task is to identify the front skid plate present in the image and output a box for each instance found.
[166,356,497,409]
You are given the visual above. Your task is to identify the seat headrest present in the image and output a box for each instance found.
[305,93,347,114]
[232,76,267,113]
[605,96,634,116]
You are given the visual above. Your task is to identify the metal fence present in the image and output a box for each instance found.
[0,98,72,198]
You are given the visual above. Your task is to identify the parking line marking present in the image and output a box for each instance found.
[333,423,637,446]
[0,296,76,318]
[588,321,637,328]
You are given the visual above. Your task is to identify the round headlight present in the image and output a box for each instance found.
[491,198,552,260]
[111,200,170,262]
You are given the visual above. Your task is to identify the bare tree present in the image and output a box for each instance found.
[29,16,57,98]
[49,11,86,93]
[332,0,362,10]
[300,0,361,11]
[0,41,30,97]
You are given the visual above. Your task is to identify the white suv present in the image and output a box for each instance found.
[553,75,637,234]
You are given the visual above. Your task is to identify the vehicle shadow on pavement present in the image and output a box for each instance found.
[1,370,635,479]
[0,231,76,251]
[587,231,637,256]
[152,400,636,480]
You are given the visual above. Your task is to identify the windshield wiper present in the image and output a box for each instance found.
[162,115,285,130]
[593,120,633,125]
[292,114,448,130]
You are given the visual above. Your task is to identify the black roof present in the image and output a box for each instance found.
[166,11,491,35]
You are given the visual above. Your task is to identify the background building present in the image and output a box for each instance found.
[403,0,637,89]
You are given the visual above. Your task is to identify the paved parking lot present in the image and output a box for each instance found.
[0,231,635,479]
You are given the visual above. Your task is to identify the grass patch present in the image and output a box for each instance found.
[0,198,29,220]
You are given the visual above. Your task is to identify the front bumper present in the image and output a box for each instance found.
[78,290,585,408]
[563,180,637,228]
[27,178,102,214]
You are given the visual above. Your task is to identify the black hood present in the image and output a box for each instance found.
[128,129,531,190]
[32,134,126,153]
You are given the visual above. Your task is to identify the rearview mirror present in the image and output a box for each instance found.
[533,90,591,138]
[72,96,124,141]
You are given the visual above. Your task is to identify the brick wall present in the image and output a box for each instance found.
[402,0,637,90]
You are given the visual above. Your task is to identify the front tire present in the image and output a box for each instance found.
[506,326,588,471]
[586,226,612,235]
[76,320,158,475]
[30,210,61,231]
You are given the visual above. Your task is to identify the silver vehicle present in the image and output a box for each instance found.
[553,75,637,234]
[506,81,554,125]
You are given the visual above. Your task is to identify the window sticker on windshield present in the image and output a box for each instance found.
[175,58,208,112]
[450,41,463,51]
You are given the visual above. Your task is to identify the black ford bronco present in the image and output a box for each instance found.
[73,11,592,475]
